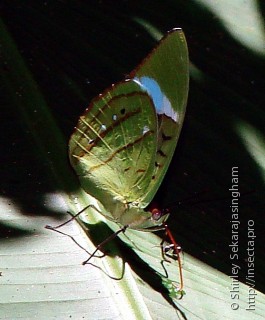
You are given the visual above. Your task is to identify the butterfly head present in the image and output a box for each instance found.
[150,207,170,224]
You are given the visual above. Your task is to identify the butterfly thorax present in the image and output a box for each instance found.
[85,190,167,230]
[110,201,168,231]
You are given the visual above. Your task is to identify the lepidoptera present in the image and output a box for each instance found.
[50,28,189,296]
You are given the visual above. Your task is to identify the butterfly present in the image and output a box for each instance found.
[68,28,189,294]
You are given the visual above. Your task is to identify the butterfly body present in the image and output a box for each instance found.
[69,28,189,231]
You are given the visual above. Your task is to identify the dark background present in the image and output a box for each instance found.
[1,0,264,294]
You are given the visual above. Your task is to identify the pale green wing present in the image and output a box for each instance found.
[131,29,189,205]
[69,29,189,216]
[69,80,158,215]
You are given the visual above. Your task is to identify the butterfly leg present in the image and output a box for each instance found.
[162,224,185,298]
[45,204,104,257]
[45,204,102,230]
[82,225,128,264]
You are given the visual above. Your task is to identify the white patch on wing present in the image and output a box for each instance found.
[162,96,179,123]
[142,125,150,135]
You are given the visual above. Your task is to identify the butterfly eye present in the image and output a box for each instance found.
[120,108,126,115]
[151,208,163,221]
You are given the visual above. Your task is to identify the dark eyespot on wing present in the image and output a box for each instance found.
[162,132,172,141]
[136,169,146,173]
[157,150,166,157]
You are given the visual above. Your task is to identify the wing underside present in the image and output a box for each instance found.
[69,81,158,212]
[69,29,189,216]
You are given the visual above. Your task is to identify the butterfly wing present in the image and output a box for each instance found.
[69,29,189,219]
[69,80,158,217]
[131,28,189,205]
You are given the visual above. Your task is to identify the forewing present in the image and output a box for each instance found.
[131,28,189,205]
